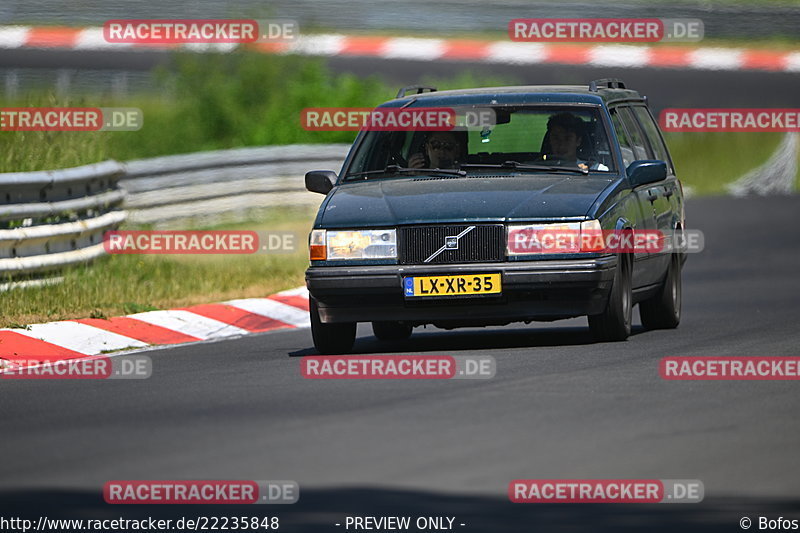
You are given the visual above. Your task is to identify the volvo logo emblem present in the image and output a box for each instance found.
[425,226,475,263]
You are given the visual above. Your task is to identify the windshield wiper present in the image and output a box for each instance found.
[346,165,467,179]
[460,161,589,175]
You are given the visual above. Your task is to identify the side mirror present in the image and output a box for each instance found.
[627,160,667,187]
[305,170,338,195]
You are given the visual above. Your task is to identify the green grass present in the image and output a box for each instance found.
[0,52,393,171]
[663,132,786,195]
[0,54,519,172]
[0,96,109,172]
[0,207,315,328]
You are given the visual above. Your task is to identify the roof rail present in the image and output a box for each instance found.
[589,78,626,92]
[396,85,438,99]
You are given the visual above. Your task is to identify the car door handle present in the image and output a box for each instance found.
[663,188,674,198]
[647,190,659,202]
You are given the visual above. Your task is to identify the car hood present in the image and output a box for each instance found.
[318,175,614,227]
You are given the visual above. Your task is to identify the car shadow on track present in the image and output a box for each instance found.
[1,487,795,532]
[289,323,648,357]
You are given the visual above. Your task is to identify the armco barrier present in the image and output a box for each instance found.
[121,144,348,226]
[0,144,350,282]
[0,160,127,278]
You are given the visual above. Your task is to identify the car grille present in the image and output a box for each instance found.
[398,224,505,264]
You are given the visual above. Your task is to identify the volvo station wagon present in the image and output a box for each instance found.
[304,79,685,354]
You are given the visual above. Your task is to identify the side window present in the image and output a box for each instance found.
[618,106,653,161]
[610,109,636,169]
[632,106,674,174]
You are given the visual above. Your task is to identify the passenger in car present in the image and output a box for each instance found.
[408,131,466,169]
[540,112,609,171]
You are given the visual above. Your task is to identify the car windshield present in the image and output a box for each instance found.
[344,105,616,180]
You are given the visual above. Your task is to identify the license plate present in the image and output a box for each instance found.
[403,273,501,297]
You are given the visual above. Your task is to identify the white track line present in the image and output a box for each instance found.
[486,42,548,64]
[0,26,30,49]
[588,45,650,68]
[13,322,147,354]
[74,28,132,50]
[382,38,445,60]
[129,310,250,340]
[688,48,744,70]
[225,298,310,328]
[785,52,800,72]
[275,286,309,298]
[182,42,239,53]
[290,34,345,56]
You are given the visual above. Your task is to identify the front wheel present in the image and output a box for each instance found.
[588,254,632,342]
[639,252,682,330]
[310,298,356,354]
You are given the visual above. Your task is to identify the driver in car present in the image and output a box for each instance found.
[540,112,609,171]
[408,131,464,170]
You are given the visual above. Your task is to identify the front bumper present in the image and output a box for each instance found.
[306,256,617,325]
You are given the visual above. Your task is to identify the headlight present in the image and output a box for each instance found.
[309,229,397,260]
[507,220,603,255]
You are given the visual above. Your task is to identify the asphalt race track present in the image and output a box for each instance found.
[2,195,800,531]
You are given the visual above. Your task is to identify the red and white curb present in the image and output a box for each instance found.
[1,26,798,72]
[0,286,310,371]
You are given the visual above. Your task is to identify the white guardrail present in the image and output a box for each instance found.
[0,144,349,282]
[0,161,126,278]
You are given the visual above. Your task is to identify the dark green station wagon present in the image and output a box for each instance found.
[304,79,685,354]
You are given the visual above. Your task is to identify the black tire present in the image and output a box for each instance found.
[310,298,356,354]
[371,321,413,341]
[639,252,682,330]
[588,254,632,342]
